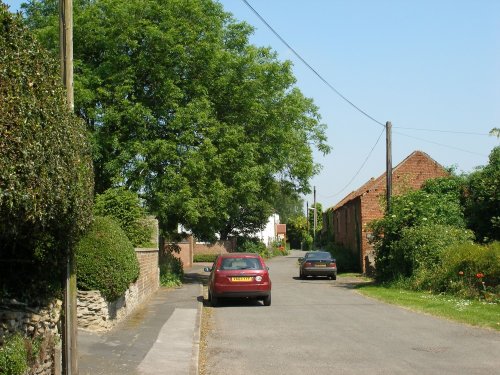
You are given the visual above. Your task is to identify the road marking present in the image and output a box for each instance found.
[138,308,197,375]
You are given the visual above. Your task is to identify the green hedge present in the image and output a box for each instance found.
[0,5,94,299]
[75,216,140,301]
[193,254,218,263]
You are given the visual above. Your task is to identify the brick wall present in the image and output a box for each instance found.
[332,151,449,274]
[134,248,160,301]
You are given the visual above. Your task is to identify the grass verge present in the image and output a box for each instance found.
[356,284,500,331]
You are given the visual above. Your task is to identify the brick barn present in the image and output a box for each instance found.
[326,151,449,274]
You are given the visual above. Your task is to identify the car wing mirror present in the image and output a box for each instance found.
[298,257,304,262]
[203,267,212,272]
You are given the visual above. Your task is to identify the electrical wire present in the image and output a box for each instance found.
[393,130,488,157]
[319,127,385,199]
[241,0,385,128]
[393,127,490,136]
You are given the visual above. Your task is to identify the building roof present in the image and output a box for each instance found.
[329,151,446,211]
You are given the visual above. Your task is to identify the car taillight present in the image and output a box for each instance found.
[328,262,336,268]
[255,276,263,282]
[305,262,312,267]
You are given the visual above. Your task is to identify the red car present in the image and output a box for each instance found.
[204,253,272,307]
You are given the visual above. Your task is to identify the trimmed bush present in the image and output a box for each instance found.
[0,5,94,299]
[75,216,140,301]
[193,254,218,263]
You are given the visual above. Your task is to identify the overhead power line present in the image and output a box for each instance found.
[394,131,488,157]
[320,127,385,199]
[393,127,490,136]
[241,0,385,128]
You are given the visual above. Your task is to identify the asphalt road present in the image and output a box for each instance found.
[202,250,500,375]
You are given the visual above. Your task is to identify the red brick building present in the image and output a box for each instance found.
[327,151,449,274]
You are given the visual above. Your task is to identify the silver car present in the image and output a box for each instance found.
[299,251,337,280]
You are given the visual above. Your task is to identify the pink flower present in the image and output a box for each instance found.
[476,273,484,279]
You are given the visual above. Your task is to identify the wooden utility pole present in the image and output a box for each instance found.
[386,121,392,213]
[313,186,317,250]
[60,0,74,110]
[60,0,77,374]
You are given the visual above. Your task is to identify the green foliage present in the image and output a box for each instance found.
[427,241,500,299]
[463,146,500,242]
[236,237,269,257]
[94,187,154,247]
[23,0,330,242]
[193,254,219,263]
[0,333,28,375]
[75,216,140,301]
[286,215,309,249]
[391,224,474,278]
[0,5,94,299]
[302,234,313,251]
[370,187,466,281]
[159,244,184,287]
[270,239,288,256]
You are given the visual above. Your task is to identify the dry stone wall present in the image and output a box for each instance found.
[0,299,62,375]
[77,248,159,332]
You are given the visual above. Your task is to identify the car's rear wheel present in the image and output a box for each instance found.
[263,293,271,306]
[330,275,337,280]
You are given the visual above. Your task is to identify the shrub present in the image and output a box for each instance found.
[429,241,500,299]
[391,224,474,278]
[0,4,94,299]
[236,237,268,257]
[371,188,466,281]
[159,244,184,287]
[75,216,140,301]
[193,254,218,263]
[94,187,154,247]
[0,333,28,375]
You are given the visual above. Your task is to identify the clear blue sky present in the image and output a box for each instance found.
[5,0,500,210]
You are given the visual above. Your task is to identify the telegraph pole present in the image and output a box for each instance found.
[313,186,317,250]
[386,121,392,213]
[60,0,76,374]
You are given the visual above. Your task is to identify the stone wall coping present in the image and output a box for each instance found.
[134,248,159,252]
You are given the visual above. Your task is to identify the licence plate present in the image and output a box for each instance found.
[231,277,253,282]
[315,264,326,267]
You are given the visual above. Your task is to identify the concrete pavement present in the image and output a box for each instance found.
[78,264,209,375]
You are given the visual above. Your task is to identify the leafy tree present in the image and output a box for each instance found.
[22,0,330,241]
[463,146,500,242]
[286,215,310,250]
[94,187,153,247]
[272,190,304,224]
[0,4,94,298]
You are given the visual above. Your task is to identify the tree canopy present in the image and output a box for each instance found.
[22,0,330,240]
